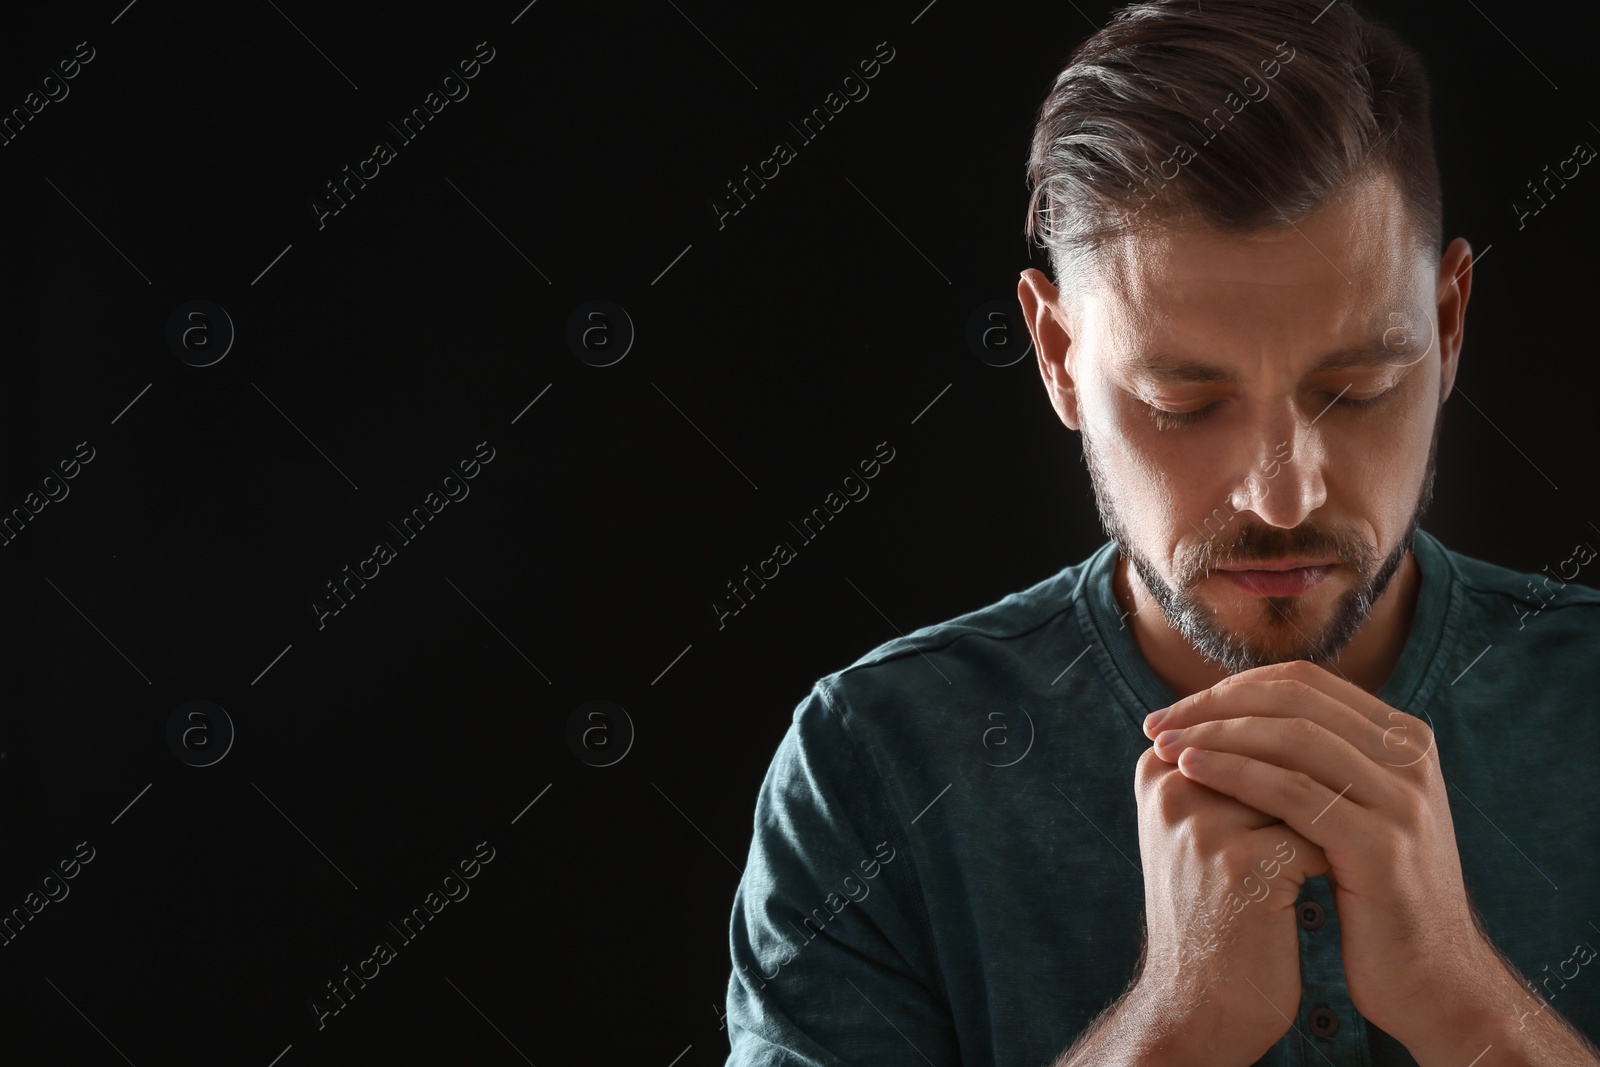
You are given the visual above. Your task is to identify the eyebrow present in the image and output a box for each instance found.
[1122,338,1405,386]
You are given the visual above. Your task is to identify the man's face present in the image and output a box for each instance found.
[1067,174,1449,674]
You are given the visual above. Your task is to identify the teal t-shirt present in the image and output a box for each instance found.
[724,528,1600,1065]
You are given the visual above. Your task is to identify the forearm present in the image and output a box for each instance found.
[1052,980,1229,1067]
[1402,941,1600,1067]
[1494,991,1600,1067]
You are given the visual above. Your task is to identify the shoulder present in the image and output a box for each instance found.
[1424,528,1600,614]
[801,546,1108,735]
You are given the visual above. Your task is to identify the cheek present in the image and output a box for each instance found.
[1381,400,1438,506]
[1088,392,1190,529]
[1323,387,1437,546]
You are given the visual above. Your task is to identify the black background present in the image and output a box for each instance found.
[1,0,1596,1062]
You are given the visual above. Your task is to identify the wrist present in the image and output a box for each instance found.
[1117,978,1230,1067]
[1051,979,1182,1067]
[1389,940,1527,1066]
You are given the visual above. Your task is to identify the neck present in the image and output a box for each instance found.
[1112,547,1421,699]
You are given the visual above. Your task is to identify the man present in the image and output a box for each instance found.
[722,1,1600,1064]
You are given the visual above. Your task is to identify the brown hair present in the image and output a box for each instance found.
[1023,0,1442,295]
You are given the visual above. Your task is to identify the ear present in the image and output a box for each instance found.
[1434,238,1473,405]
[1017,269,1081,430]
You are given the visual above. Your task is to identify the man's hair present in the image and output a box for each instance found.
[1023,0,1442,296]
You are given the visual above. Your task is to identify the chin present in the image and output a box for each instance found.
[1198,580,1336,632]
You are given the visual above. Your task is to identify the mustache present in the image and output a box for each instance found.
[1186,523,1376,577]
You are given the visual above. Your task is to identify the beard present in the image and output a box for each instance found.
[1081,413,1440,675]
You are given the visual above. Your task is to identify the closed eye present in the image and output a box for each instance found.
[1140,389,1391,430]
[1140,400,1219,429]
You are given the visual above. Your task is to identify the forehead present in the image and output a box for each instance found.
[1080,174,1434,369]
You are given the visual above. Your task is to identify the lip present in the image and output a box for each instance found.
[1214,563,1335,597]
[1215,558,1339,572]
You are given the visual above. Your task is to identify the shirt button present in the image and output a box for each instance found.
[1296,900,1325,930]
[1309,1006,1340,1038]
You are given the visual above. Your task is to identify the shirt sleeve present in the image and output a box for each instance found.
[723,678,957,1066]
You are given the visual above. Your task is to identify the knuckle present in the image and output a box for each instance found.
[1286,768,1323,805]
[1135,749,1177,800]
[1281,658,1320,680]
[1264,676,1316,704]
[1151,766,1194,816]
[1136,743,1171,771]
[1188,821,1223,857]
[1287,676,1320,700]
[1186,686,1219,714]
[1284,714,1322,743]
[1155,782,1187,823]
[1403,712,1435,749]
[1251,659,1305,681]
[1386,711,1436,763]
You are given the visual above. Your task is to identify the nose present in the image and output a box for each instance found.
[1225,406,1327,529]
